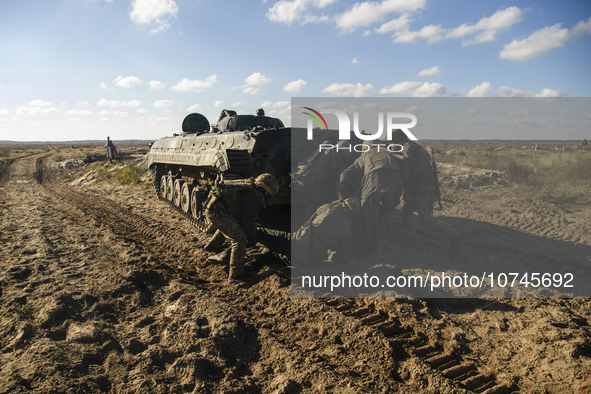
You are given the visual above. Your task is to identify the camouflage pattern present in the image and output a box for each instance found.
[203,181,268,279]
[339,146,404,250]
[293,198,360,262]
[205,203,247,278]
[361,192,400,250]
[293,141,355,221]
[255,227,291,265]
[401,186,460,240]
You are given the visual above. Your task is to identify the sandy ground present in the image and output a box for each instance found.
[0,148,590,393]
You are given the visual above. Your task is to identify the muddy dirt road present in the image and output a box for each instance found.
[0,152,590,393]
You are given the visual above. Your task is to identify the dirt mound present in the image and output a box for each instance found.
[438,163,509,190]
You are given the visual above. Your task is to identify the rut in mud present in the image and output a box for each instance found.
[0,151,590,393]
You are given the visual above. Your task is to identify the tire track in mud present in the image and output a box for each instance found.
[35,156,205,282]
[445,195,589,246]
[323,298,517,394]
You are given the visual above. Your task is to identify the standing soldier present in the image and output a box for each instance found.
[203,174,279,283]
[391,130,462,250]
[106,137,117,162]
[338,141,404,254]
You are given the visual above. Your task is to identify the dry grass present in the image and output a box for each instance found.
[432,143,591,205]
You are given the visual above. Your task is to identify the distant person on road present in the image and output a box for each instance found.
[583,139,588,150]
[105,137,117,162]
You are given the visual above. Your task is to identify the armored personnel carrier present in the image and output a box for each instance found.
[147,110,292,225]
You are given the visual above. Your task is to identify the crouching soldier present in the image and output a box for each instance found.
[203,174,279,283]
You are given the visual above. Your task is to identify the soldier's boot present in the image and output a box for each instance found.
[207,247,231,264]
[227,245,248,284]
[228,265,246,284]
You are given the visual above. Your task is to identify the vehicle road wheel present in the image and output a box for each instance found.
[181,183,192,213]
[173,179,183,207]
[166,176,174,201]
[160,175,168,199]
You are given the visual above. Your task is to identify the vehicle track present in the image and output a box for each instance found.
[324,298,517,394]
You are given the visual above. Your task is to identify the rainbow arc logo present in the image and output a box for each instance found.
[302,107,328,130]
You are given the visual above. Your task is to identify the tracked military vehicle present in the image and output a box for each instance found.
[147,110,292,227]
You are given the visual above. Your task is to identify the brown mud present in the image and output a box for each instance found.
[0,150,590,393]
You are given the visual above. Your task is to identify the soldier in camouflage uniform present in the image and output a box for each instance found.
[250,197,361,269]
[292,140,354,223]
[391,130,461,246]
[203,174,279,283]
[338,142,404,253]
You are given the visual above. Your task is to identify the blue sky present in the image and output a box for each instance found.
[0,0,590,141]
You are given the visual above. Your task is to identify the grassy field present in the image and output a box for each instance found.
[432,142,591,206]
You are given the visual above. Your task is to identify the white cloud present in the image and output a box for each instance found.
[149,80,166,90]
[65,109,93,115]
[534,89,566,98]
[499,23,570,62]
[380,81,446,97]
[0,108,9,115]
[99,117,110,122]
[97,99,142,107]
[112,111,129,117]
[283,79,307,93]
[29,99,52,106]
[335,0,425,33]
[171,75,217,92]
[187,104,203,112]
[417,66,442,77]
[215,100,224,107]
[245,72,272,86]
[351,58,360,64]
[266,0,337,25]
[572,16,591,36]
[393,7,523,45]
[154,100,174,108]
[243,86,260,95]
[114,75,143,88]
[375,13,412,34]
[137,109,148,114]
[322,82,373,97]
[497,86,525,97]
[232,102,242,107]
[466,82,492,97]
[446,7,523,46]
[147,116,170,125]
[130,0,178,32]
[394,24,446,43]
[363,30,371,36]
[261,101,289,108]
[16,106,58,115]
[78,100,89,105]
[100,82,107,89]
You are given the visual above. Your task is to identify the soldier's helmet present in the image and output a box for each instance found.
[254,173,279,195]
